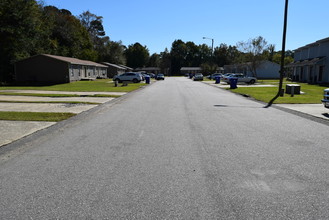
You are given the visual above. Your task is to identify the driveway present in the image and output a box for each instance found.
[0,91,123,147]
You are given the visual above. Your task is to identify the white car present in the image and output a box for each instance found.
[113,72,143,83]
[222,74,257,84]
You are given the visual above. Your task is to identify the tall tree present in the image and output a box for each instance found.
[170,40,187,75]
[266,44,276,62]
[159,48,171,75]
[0,0,44,82]
[198,44,212,65]
[125,43,149,68]
[100,40,126,64]
[79,10,105,42]
[272,53,294,66]
[43,6,96,60]
[148,53,160,67]
[237,36,269,77]
[185,41,200,67]
[79,10,107,60]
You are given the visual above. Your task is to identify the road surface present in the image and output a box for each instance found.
[1,77,329,219]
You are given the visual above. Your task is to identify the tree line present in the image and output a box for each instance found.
[0,0,294,82]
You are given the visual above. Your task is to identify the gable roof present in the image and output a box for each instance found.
[180,67,202,71]
[16,54,107,68]
[117,64,133,70]
[102,62,126,70]
[42,54,107,67]
[295,37,329,51]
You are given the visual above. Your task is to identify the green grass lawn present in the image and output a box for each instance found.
[0,79,145,92]
[228,81,327,104]
[0,111,76,122]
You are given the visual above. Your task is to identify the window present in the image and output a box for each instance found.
[70,65,74,77]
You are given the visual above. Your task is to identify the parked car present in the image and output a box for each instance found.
[113,72,143,83]
[222,73,233,77]
[222,74,257,84]
[193,73,204,81]
[142,73,151,81]
[208,73,223,80]
[322,88,329,108]
[155,73,165,80]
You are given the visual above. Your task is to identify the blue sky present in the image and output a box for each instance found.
[43,0,329,54]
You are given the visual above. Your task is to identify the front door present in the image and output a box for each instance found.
[84,67,87,78]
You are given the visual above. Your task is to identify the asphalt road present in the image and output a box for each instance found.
[1,77,329,219]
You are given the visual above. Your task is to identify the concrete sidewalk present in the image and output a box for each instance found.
[275,104,329,120]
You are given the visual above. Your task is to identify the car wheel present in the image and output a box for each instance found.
[132,78,138,83]
[250,79,255,84]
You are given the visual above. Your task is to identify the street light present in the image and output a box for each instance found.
[203,37,214,55]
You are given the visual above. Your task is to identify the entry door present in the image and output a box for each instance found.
[84,67,87,77]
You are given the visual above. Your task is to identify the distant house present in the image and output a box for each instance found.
[286,37,329,84]
[180,67,202,75]
[15,54,107,84]
[135,67,161,74]
[102,62,126,78]
[224,61,280,79]
[180,67,224,75]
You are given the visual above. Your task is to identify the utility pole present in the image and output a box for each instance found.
[266,0,289,108]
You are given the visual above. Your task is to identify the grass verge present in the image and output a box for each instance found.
[0,111,76,122]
